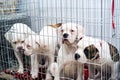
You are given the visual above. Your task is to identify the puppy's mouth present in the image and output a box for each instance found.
[62,38,71,45]
[18,49,25,53]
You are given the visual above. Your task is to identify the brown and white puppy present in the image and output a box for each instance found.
[4,23,35,74]
[49,23,84,80]
[84,44,112,80]
[24,23,62,79]
[74,36,120,80]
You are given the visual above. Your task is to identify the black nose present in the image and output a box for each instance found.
[63,33,68,38]
[75,53,80,60]
[17,46,23,50]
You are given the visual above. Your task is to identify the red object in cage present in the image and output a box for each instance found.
[84,68,89,80]
[3,66,89,80]
[4,67,46,80]
[84,64,89,80]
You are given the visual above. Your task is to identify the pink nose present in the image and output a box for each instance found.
[17,46,23,50]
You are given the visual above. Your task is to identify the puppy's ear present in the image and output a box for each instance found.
[4,32,13,42]
[48,23,62,28]
[84,44,99,60]
[108,43,120,62]
[76,24,84,39]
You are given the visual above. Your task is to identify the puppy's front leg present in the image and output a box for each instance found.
[111,63,118,80]
[77,63,83,80]
[14,51,23,73]
[46,62,60,80]
[31,54,39,79]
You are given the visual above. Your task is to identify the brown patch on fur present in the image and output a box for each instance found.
[108,43,119,62]
[48,23,62,28]
[84,44,99,60]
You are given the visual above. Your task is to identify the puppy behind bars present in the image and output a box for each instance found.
[48,23,85,80]
[74,36,120,80]
[4,23,35,74]
[84,44,111,80]
[24,23,62,79]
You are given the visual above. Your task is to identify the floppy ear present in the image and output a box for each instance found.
[4,32,13,42]
[84,44,99,60]
[76,24,84,39]
[48,23,62,28]
[108,43,120,62]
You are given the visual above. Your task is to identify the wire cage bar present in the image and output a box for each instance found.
[0,0,120,80]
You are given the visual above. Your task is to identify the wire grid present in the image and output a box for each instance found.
[0,0,120,80]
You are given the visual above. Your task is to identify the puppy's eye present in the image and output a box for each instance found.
[70,29,74,32]
[61,29,64,32]
[26,44,31,48]
[13,41,17,44]
[21,41,24,43]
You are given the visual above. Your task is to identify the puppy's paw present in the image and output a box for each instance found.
[31,72,38,79]
[31,71,38,79]
[17,68,24,74]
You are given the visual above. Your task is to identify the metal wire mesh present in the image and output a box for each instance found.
[0,0,120,80]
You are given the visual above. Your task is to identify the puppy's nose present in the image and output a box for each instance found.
[17,46,23,50]
[74,53,80,60]
[63,33,68,38]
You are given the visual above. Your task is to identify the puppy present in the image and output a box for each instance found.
[84,44,112,80]
[74,36,120,80]
[57,23,84,45]
[4,23,35,73]
[24,23,62,79]
[49,23,84,80]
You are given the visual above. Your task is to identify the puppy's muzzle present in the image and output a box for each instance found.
[63,33,69,38]
[17,46,23,50]
[17,46,25,53]
[74,53,80,60]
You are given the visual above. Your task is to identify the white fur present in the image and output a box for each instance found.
[50,45,84,80]
[49,23,84,80]
[57,22,84,44]
[74,35,119,79]
[4,23,35,74]
[24,25,58,79]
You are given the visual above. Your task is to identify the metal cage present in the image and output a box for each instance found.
[0,0,120,80]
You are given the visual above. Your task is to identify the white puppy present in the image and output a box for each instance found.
[57,23,84,44]
[49,23,84,80]
[24,23,62,79]
[74,36,119,80]
[4,23,35,73]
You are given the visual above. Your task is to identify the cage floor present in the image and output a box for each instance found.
[0,65,46,80]
[0,65,89,80]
